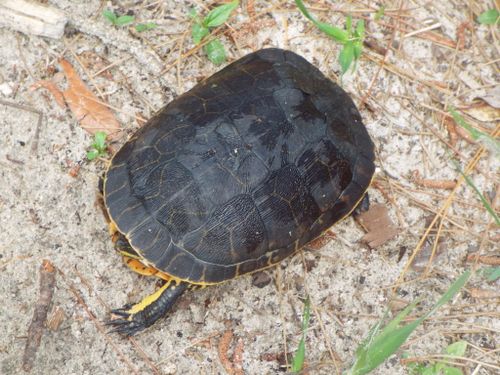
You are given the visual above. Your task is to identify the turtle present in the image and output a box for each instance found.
[103,48,375,335]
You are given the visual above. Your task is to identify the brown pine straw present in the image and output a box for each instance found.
[394,123,500,287]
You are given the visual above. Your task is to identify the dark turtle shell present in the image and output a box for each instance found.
[104,48,375,284]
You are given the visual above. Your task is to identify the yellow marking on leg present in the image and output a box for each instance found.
[126,282,175,316]
[122,256,175,281]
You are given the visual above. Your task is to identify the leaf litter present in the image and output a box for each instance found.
[31,59,122,141]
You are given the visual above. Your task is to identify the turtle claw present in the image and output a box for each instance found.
[110,307,132,317]
[107,282,188,336]
[106,318,146,337]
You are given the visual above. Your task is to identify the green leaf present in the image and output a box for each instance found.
[446,341,467,357]
[317,23,349,43]
[203,0,239,28]
[355,20,365,39]
[477,9,499,25]
[339,43,354,73]
[291,297,311,373]
[135,23,157,32]
[115,15,135,26]
[87,150,99,160]
[188,8,198,18]
[103,9,117,24]
[442,366,463,375]
[374,6,385,21]
[346,15,353,35]
[353,41,363,59]
[93,131,107,151]
[203,39,226,65]
[192,23,209,44]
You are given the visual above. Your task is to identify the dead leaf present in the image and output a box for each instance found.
[356,204,399,248]
[474,85,500,109]
[462,102,500,122]
[31,59,121,141]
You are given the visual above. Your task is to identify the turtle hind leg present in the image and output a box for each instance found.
[107,281,189,336]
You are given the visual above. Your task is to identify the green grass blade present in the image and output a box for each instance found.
[115,15,135,26]
[291,296,311,372]
[448,107,500,156]
[291,338,306,372]
[295,0,348,43]
[339,43,354,73]
[450,159,500,225]
[349,271,471,375]
[135,23,157,32]
[484,267,500,282]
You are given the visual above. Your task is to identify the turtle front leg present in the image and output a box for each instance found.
[108,281,189,336]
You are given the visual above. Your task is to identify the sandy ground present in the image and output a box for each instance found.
[0,1,498,374]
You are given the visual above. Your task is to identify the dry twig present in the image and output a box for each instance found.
[22,260,56,372]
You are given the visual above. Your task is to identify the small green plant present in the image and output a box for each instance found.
[406,341,468,375]
[135,22,157,32]
[347,270,471,375]
[103,9,157,32]
[374,6,385,21]
[291,296,311,373]
[189,1,239,65]
[295,0,365,75]
[87,131,108,160]
[477,9,499,25]
[103,9,135,27]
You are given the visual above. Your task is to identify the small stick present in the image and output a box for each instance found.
[22,260,56,372]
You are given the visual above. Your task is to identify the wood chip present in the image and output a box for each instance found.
[22,260,56,372]
[46,306,66,331]
[0,0,67,39]
[356,204,399,248]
